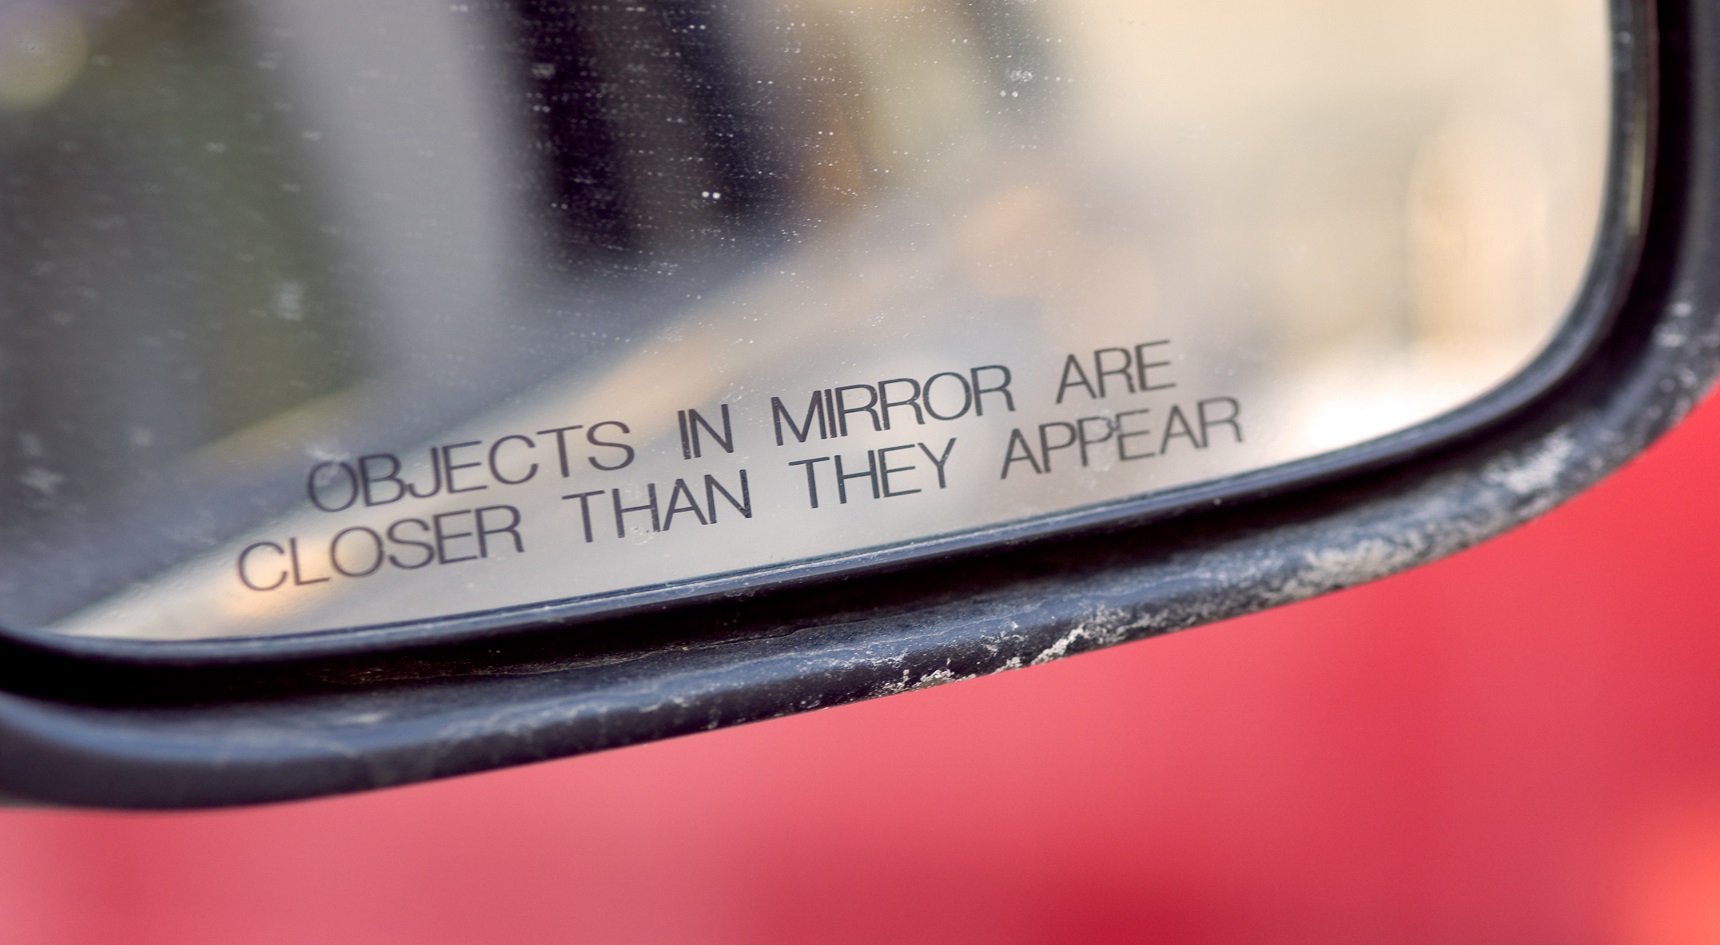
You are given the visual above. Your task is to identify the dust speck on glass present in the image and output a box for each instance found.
[0,0,1609,639]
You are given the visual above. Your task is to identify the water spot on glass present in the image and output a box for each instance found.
[273,281,306,321]
[19,467,65,496]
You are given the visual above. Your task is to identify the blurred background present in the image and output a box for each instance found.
[0,361,1717,943]
[0,0,1612,638]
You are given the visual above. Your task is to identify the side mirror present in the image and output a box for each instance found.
[0,0,1702,808]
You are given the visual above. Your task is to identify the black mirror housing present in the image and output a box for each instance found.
[0,0,1710,808]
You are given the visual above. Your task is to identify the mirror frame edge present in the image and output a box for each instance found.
[0,0,1703,808]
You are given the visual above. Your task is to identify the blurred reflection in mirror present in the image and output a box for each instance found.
[0,0,1611,638]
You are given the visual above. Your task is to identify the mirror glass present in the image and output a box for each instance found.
[0,0,1612,640]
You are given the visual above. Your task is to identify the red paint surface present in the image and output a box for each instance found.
[7,396,1720,945]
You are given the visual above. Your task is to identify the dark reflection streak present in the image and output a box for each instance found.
[502,0,789,265]
[956,0,1056,114]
